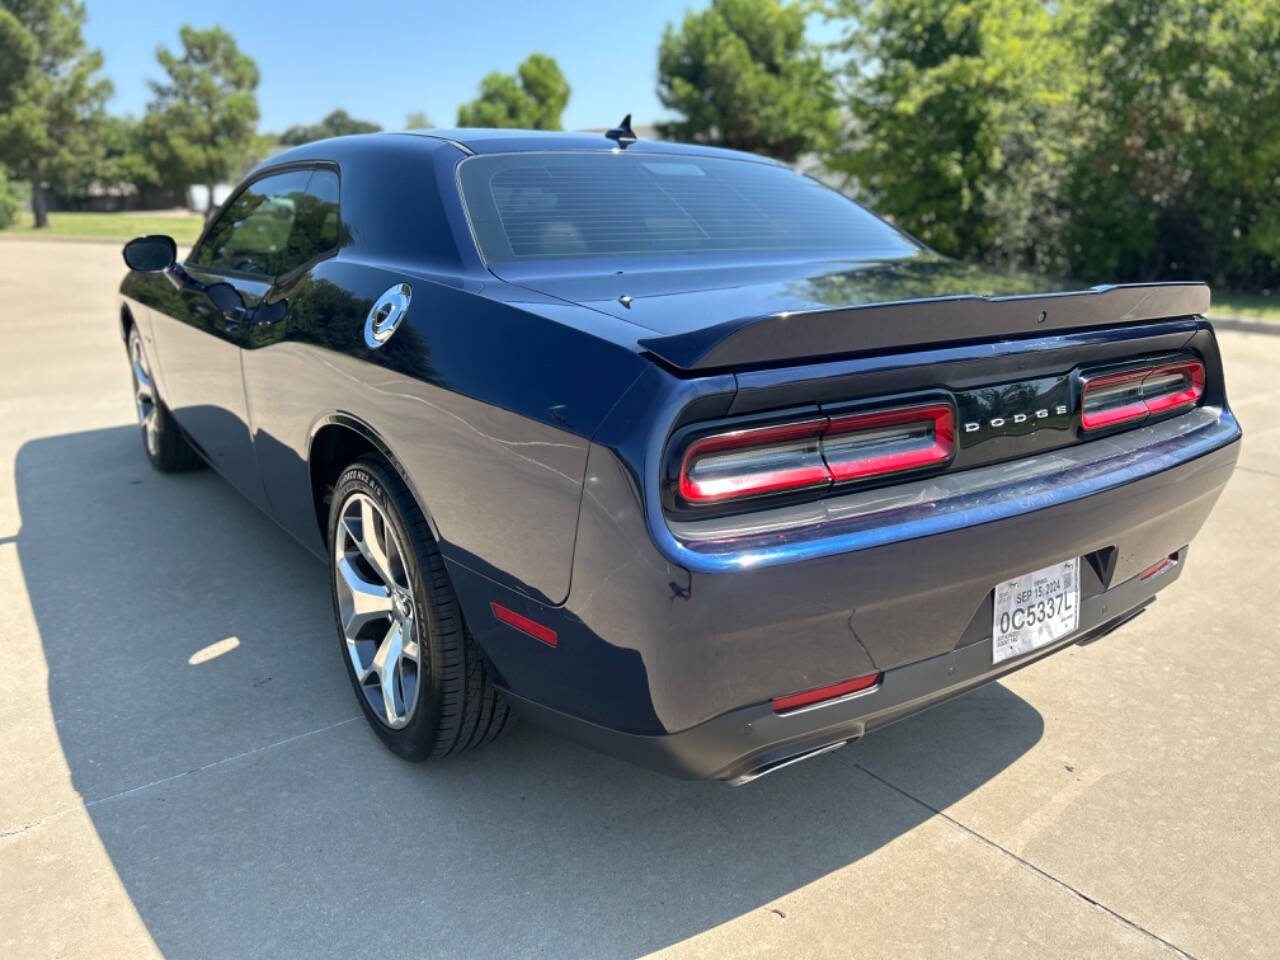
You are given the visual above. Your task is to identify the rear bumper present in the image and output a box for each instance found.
[507,556,1174,782]
[459,404,1239,778]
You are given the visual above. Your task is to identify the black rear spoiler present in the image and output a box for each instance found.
[636,282,1210,371]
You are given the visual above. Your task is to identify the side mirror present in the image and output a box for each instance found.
[122,235,177,273]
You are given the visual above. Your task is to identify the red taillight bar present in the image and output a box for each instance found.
[678,402,955,506]
[1081,359,1205,431]
[678,419,828,504]
[825,403,955,481]
[1142,361,1206,415]
[772,672,882,713]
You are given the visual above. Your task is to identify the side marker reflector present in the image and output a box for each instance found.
[1139,554,1179,582]
[772,672,882,713]
[491,602,558,648]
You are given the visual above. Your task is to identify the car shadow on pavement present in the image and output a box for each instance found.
[17,426,1044,960]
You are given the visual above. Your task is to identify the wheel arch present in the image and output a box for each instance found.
[307,413,442,548]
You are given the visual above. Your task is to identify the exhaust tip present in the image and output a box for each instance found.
[1075,600,1153,647]
[726,739,850,787]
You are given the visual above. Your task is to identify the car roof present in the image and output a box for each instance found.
[408,127,778,161]
[264,129,785,168]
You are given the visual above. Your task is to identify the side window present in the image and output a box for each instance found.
[192,170,312,276]
[285,169,341,269]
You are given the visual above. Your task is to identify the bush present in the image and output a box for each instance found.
[825,0,1280,290]
[0,166,21,229]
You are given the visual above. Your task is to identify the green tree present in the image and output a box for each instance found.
[1061,0,1280,288]
[141,25,259,214]
[0,164,20,228]
[657,0,837,162]
[456,53,568,129]
[0,0,112,227]
[92,115,157,193]
[404,110,432,129]
[279,108,381,146]
[0,4,37,102]
[824,0,1077,271]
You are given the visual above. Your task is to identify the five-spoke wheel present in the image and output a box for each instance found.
[334,492,422,728]
[327,456,515,760]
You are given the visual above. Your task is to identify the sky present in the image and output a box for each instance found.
[81,0,841,135]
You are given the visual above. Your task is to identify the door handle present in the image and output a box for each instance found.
[205,282,248,332]
[253,299,288,326]
[222,306,248,332]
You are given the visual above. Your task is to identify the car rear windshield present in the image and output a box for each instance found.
[457,152,919,263]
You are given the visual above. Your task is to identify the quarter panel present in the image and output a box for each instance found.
[241,258,647,604]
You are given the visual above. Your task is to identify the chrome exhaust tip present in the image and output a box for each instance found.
[726,739,849,787]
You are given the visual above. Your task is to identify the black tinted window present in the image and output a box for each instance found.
[194,167,340,276]
[458,153,918,262]
[291,169,341,267]
[194,170,310,275]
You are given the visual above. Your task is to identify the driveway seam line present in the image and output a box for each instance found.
[850,761,1201,960]
[0,808,75,841]
[1235,465,1280,480]
[83,716,362,809]
[0,716,360,843]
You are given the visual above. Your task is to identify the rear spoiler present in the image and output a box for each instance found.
[636,282,1210,371]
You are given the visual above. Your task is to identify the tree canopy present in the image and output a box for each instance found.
[0,0,112,226]
[657,0,836,162]
[819,0,1280,288]
[141,25,259,212]
[279,108,381,146]
[456,53,568,129]
[1060,0,1280,288]
[823,0,1074,271]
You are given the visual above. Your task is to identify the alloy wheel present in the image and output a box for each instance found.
[333,492,421,728]
[129,330,160,457]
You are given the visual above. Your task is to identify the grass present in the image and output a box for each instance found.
[1209,290,1280,323]
[1,210,205,245]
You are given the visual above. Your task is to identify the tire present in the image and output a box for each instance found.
[327,455,515,760]
[127,324,202,473]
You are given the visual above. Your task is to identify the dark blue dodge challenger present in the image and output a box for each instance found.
[118,127,1240,784]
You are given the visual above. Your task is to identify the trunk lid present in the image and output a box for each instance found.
[494,255,1209,371]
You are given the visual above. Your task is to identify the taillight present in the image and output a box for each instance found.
[678,419,828,504]
[824,403,955,481]
[678,401,955,506]
[1081,359,1205,431]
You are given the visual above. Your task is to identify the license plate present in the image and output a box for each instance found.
[992,558,1080,665]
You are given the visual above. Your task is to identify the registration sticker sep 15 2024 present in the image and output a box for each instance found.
[992,557,1080,665]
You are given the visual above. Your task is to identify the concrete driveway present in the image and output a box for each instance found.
[1,239,1275,959]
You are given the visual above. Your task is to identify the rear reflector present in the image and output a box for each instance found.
[1081,359,1204,431]
[490,602,558,647]
[1139,554,1179,581]
[679,402,955,506]
[772,672,882,713]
